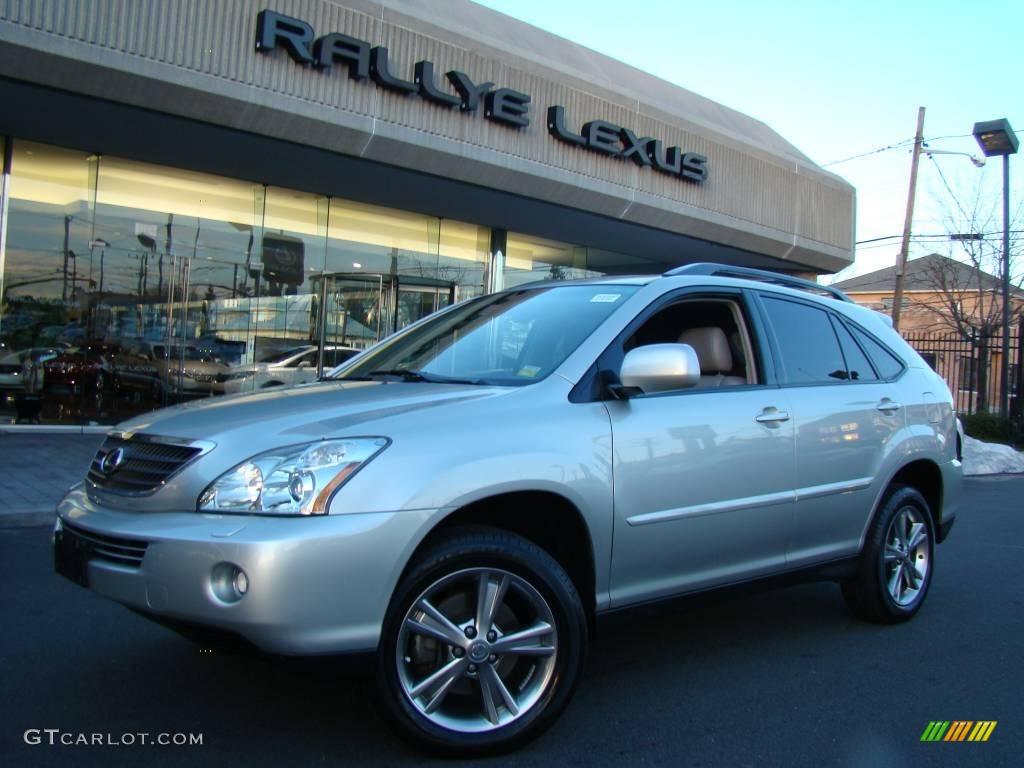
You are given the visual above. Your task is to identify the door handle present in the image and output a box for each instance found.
[876,399,902,413]
[755,408,791,424]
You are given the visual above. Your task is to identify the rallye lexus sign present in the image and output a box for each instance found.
[255,10,708,184]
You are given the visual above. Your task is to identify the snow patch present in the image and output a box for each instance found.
[962,436,1024,476]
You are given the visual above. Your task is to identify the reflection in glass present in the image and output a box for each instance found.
[0,139,587,423]
[2,142,96,424]
[503,233,602,288]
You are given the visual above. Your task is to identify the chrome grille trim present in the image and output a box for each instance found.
[87,433,214,495]
[62,521,148,568]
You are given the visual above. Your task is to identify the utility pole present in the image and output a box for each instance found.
[892,107,926,332]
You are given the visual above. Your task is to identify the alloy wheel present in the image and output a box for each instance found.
[395,567,558,733]
[883,505,930,606]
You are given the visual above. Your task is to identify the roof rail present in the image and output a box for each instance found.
[663,262,853,303]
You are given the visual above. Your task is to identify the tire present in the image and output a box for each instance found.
[841,485,935,624]
[376,527,587,756]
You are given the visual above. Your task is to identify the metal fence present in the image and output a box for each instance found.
[903,321,1023,420]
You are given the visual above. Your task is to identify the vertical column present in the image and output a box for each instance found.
[314,196,331,377]
[487,228,507,294]
[0,138,11,337]
[247,185,267,365]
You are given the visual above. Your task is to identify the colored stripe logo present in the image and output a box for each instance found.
[921,721,997,742]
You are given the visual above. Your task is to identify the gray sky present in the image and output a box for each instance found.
[474,0,1023,279]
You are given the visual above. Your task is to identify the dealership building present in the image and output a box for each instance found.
[0,0,855,428]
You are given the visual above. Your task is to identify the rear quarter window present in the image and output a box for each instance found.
[847,324,906,380]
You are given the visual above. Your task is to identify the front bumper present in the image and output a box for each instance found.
[54,486,434,655]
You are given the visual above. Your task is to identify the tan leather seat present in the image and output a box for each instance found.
[678,327,747,387]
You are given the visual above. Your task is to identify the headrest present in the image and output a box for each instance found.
[678,327,733,374]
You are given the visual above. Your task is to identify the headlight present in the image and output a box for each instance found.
[197,438,389,516]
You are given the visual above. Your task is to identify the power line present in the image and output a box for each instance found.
[822,128,1021,168]
[822,138,915,167]
[925,154,971,221]
[855,230,1024,250]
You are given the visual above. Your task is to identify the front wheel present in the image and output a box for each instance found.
[841,485,935,623]
[376,528,587,755]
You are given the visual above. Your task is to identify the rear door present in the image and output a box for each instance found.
[757,294,905,565]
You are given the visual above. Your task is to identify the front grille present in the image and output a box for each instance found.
[87,435,204,494]
[62,520,148,567]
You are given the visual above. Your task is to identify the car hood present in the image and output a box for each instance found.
[171,360,229,372]
[114,380,514,447]
[226,363,263,375]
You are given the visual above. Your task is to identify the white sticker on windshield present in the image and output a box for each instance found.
[590,294,621,303]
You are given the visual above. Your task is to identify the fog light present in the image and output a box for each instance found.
[211,562,249,604]
[234,568,249,595]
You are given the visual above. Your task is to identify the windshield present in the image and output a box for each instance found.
[336,284,637,386]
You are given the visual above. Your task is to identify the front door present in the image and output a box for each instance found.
[604,292,796,607]
[607,388,795,606]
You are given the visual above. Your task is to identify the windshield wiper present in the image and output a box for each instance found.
[368,368,431,382]
[366,369,484,385]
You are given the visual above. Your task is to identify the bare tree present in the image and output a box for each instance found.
[908,182,1023,411]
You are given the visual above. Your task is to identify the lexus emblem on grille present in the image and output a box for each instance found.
[100,447,126,475]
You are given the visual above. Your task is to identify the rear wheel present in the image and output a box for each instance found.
[376,528,586,755]
[841,486,935,623]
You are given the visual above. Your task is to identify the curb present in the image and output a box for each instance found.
[0,509,57,528]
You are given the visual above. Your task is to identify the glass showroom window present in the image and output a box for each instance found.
[503,233,602,288]
[91,154,265,415]
[1,140,494,421]
[322,200,488,354]
[1,141,98,426]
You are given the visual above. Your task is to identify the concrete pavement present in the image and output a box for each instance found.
[0,431,104,526]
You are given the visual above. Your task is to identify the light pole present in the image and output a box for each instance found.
[137,233,160,295]
[973,118,1019,419]
[89,238,110,294]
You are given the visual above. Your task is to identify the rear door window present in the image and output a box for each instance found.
[761,296,846,384]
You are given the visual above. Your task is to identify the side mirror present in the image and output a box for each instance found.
[297,360,312,369]
[619,343,700,395]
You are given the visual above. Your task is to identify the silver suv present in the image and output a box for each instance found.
[54,265,962,754]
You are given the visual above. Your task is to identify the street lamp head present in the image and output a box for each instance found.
[972,118,1018,157]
